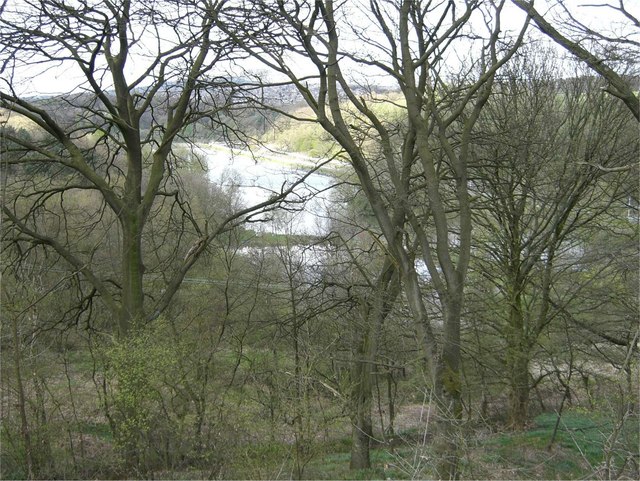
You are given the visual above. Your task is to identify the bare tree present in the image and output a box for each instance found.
[323,187,402,469]
[468,49,638,428]
[214,1,528,477]
[512,0,640,120]
[0,0,315,336]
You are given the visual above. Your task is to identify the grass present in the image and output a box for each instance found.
[533,411,608,462]
[4,403,636,480]
[76,420,113,440]
[4,333,636,481]
[473,409,638,479]
[304,447,413,480]
[218,407,637,479]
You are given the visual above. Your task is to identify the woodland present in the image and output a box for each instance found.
[0,1,638,480]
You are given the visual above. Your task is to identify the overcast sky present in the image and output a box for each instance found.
[4,0,638,97]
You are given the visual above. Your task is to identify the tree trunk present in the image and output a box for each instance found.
[506,288,531,429]
[120,215,145,336]
[401,264,464,479]
[350,384,373,470]
[509,354,530,430]
[433,303,463,480]
[350,333,374,470]
[387,372,397,437]
[349,259,398,470]
[11,313,34,479]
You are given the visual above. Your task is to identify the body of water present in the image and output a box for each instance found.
[200,144,335,235]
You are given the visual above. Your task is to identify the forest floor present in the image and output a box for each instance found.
[222,403,638,480]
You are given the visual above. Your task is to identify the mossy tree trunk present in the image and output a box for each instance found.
[505,276,531,430]
[349,258,399,470]
[350,328,375,471]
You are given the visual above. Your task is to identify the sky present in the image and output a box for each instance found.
[2,0,638,97]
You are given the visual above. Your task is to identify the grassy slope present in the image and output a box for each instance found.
[219,408,638,479]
